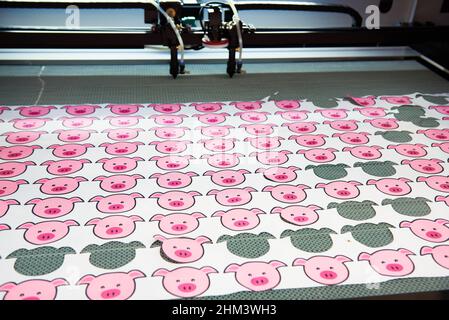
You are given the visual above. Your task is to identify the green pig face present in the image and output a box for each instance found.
[81,241,145,269]
[305,164,350,180]
[280,228,336,253]
[6,246,76,276]
[328,200,378,220]
[382,197,432,217]
[416,94,449,105]
[311,97,340,109]
[391,105,426,116]
[341,222,395,247]
[217,232,275,258]
[375,131,413,143]
[353,161,397,177]
[410,117,440,128]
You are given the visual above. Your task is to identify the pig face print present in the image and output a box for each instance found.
[293,255,352,285]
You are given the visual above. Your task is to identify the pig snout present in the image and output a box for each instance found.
[37,233,55,241]
[108,204,124,211]
[171,224,187,231]
[175,249,192,258]
[233,220,249,227]
[168,181,182,187]
[101,289,121,299]
[386,264,403,272]
[169,200,185,207]
[250,277,269,286]
[106,227,123,235]
[283,194,297,200]
[426,231,442,239]
[178,283,196,293]
[320,271,337,279]
[44,208,61,215]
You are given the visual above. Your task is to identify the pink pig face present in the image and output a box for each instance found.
[332,132,370,145]
[89,193,144,213]
[150,155,193,170]
[77,271,145,300]
[201,153,243,168]
[153,267,217,298]
[103,128,143,141]
[86,215,144,239]
[315,181,362,199]
[18,220,79,245]
[315,109,348,119]
[364,118,399,129]
[203,169,250,187]
[59,116,97,128]
[417,129,449,141]
[230,101,263,111]
[225,261,286,291]
[151,103,183,114]
[421,245,449,269]
[149,140,192,154]
[53,129,95,142]
[244,136,284,150]
[154,235,212,263]
[387,144,427,157]
[150,191,201,210]
[239,123,277,136]
[150,127,189,139]
[96,157,143,173]
[93,174,144,192]
[104,115,143,127]
[289,134,328,147]
[26,197,83,218]
[367,178,412,196]
[212,208,264,231]
[432,142,449,154]
[324,120,359,131]
[9,118,51,130]
[349,96,376,106]
[271,205,321,226]
[282,121,318,134]
[274,100,301,110]
[190,102,224,113]
[293,255,352,285]
[381,96,412,104]
[150,212,206,235]
[400,219,449,242]
[207,187,256,206]
[0,145,41,160]
[343,146,383,160]
[354,107,387,118]
[358,249,415,277]
[417,176,449,192]
[262,184,309,203]
[48,143,94,158]
[150,114,187,125]
[1,131,46,144]
[41,159,90,175]
[15,105,56,117]
[235,111,270,123]
[0,279,68,300]
[0,161,35,178]
[63,105,100,115]
[106,104,143,115]
[193,113,229,124]
[297,148,337,163]
[251,150,292,165]
[429,105,449,115]
[100,141,143,155]
[275,110,309,121]
[35,177,87,195]
[150,171,198,189]
[256,166,300,183]
[0,199,19,218]
[199,138,237,152]
[0,179,28,196]
[197,125,233,137]
[402,159,444,174]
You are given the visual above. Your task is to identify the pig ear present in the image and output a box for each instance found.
[195,236,212,244]
[149,156,161,161]
[6,199,20,205]
[133,157,144,161]
[332,133,342,138]
[224,263,240,273]
[17,222,35,230]
[69,197,83,203]
[315,183,327,189]
[149,173,162,179]
[288,135,299,140]
[416,130,425,134]
[327,148,338,152]
[436,219,449,225]
[203,170,215,176]
[51,278,69,287]
[431,158,444,163]
[191,212,206,219]
[386,145,397,150]
[89,195,104,203]
[41,160,54,166]
[79,159,91,164]
[25,198,42,205]
[149,214,166,222]
[358,252,371,261]
[281,150,292,155]
[269,260,287,268]
[297,184,310,190]
[401,160,411,165]
[186,172,198,177]
[132,174,144,180]
[244,187,257,193]
[200,154,211,159]
[149,141,160,146]
[153,234,167,242]
[64,220,79,227]
[420,246,434,255]
[399,178,412,183]
[271,207,283,214]
[93,176,106,182]
[335,255,352,263]
[212,211,225,217]
[152,268,170,277]
[207,189,219,196]
[188,191,201,197]
[398,248,415,256]
[99,143,110,148]
[288,166,300,171]
[307,205,322,211]
[250,208,265,215]
[262,186,274,192]
[366,179,377,185]
[399,221,412,228]
[416,176,428,182]
[77,275,96,285]
[85,218,101,226]
[130,193,144,199]
[35,178,49,184]
[74,177,88,182]
[292,258,308,266]
[200,266,218,274]
[349,181,362,186]
[128,270,146,279]
[342,147,352,152]
[238,124,248,128]
[296,150,306,155]
[83,143,94,148]
[255,168,265,173]
[249,152,258,157]
[0,282,17,292]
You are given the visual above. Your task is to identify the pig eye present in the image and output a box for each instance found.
[106,225,110,228]
[176,279,180,283]
[421,228,426,231]
[170,222,174,224]
[52,229,56,232]
[120,201,124,204]
[191,278,195,282]
[315,267,320,270]
[432,228,437,230]
[231,218,235,221]
[329,267,334,270]
[381,261,386,264]
[173,246,177,249]
[394,259,398,262]
[187,247,191,250]
[182,221,187,224]
[116,284,121,287]
[20,293,25,297]
[108,202,112,205]
[101,286,105,289]
[247,273,252,277]
[38,230,42,233]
